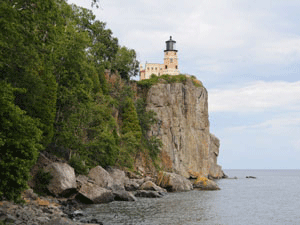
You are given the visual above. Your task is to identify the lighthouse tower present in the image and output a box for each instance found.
[140,36,180,80]
[163,36,180,75]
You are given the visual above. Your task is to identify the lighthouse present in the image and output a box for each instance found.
[140,36,180,80]
[163,36,179,75]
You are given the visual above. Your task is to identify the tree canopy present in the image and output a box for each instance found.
[0,0,159,201]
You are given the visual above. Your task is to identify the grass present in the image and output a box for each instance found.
[137,74,203,89]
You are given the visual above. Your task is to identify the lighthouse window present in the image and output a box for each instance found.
[151,67,153,70]
[155,67,157,70]
[165,65,168,69]
[170,58,173,63]
[176,65,178,69]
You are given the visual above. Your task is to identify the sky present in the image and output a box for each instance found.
[68,0,300,169]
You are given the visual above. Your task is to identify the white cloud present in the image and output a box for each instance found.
[252,37,300,64]
[227,116,300,132]
[208,81,300,112]
[68,0,300,76]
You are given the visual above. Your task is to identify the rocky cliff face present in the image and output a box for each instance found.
[146,79,224,178]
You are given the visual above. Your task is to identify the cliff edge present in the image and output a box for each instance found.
[145,78,224,178]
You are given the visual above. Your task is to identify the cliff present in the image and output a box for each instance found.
[145,78,224,178]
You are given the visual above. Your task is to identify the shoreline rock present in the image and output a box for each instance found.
[156,171,193,192]
[193,176,220,191]
[44,163,77,197]
[2,152,225,225]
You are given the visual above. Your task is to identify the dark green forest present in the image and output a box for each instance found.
[0,0,161,201]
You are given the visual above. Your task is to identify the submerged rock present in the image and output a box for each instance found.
[45,163,77,196]
[156,171,193,192]
[45,217,76,225]
[246,176,256,179]
[134,190,163,198]
[113,190,137,201]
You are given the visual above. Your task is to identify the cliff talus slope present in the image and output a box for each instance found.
[146,79,224,178]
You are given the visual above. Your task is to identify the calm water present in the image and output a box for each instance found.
[82,170,300,225]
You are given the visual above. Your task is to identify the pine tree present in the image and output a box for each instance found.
[0,81,42,202]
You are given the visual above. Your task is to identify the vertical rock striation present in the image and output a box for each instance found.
[146,79,224,178]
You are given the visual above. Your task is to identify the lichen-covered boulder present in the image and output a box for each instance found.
[139,181,167,193]
[193,176,220,190]
[44,163,77,196]
[76,182,114,204]
[88,166,114,189]
[156,171,193,192]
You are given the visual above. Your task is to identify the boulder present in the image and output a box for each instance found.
[88,166,114,189]
[126,171,142,179]
[139,181,167,193]
[144,176,154,183]
[44,163,77,196]
[22,189,38,200]
[193,176,220,190]
[156,171,193,192]
[113,190,137,201]
[124,178,140,191]
[76,175,88,188]
[106,167,126,190]
[134,190,163,198]
[76,182,114,204]
[130,178,145,186]
[76,175,96,189]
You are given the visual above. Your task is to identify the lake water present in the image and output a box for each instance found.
[82,170,300,224]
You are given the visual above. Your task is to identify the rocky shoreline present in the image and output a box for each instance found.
[0,153,224,225]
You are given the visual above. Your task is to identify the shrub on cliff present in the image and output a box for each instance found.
[0,81,42,202]
[135,98,162,160]
[137,74,202,89]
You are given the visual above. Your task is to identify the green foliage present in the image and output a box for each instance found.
[121,97,142,137]
[191,76,204,88]
[0,0,167,200]
[0,81,42,202]
[112,46,139,81]
[0,0,59,147]
[69,154,89,175]
[137,74,203,90]
[34,169,53,196]
[117,96,142,168]
[137,74,187,89]
[135,98,162,160]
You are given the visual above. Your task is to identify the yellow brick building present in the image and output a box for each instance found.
[140,36,180,80]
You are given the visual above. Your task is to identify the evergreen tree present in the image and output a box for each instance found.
[118,96,142,167]
[0,81,42,202]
